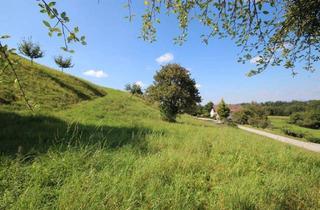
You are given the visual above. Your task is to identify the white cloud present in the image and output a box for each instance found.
[195,84,201,88]
[156,53,174,64]
[250,56,263,64]
[83,70,108,78]
[135,81,144,87]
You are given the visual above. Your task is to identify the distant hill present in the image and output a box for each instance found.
[0,55,106,111]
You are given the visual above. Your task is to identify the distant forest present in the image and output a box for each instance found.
[243,100,320,116]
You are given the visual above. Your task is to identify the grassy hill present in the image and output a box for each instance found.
[1,61,320,209]
[0,56,106,111]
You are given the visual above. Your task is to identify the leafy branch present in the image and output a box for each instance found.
[38,0,87,53]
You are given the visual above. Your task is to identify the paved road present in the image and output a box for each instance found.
[195,117,320,153]
[238,125,320,153]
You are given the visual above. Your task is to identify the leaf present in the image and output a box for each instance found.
[48,1,56,7]
[43,20,51,28]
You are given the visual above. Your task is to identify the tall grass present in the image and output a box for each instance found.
[1,90,320,209]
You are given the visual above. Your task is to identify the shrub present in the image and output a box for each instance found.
[125,83,143,95]
[232,109,251,125]
[305,135,320,144]
[232,104,270,128]
[288,112,304,124]
[289,110,320,129]
[248,115,270,129]
[281,127,305,138]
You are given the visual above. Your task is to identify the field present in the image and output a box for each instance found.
[0,55,106,111]
[1,61,320,209]
[267,116,320,142]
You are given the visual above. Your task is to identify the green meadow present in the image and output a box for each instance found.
[1,60,320,209]
[267,116,320,142]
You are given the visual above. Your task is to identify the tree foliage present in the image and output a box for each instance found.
[289,111,320,129]
[125,83,143,95]
[130,0,320,75]
[18,38,44,64]
[233,104,270,128]
[38,0,86,53]
[54,55,74,72]
[217,99,230,120]
[147,64,201,122]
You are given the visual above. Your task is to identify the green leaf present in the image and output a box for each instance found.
[43,20,51,28]
[48,1,56,7]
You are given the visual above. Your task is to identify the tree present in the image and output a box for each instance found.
[217,99,230,120]
[132,0,320,75]
[54,55,73,72]
[204,101,214,114]
[233,104,270,128]
[125,83,143,95]
[147,64,201,122]
[18,38,44,64]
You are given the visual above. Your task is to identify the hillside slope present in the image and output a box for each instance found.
[0,56,106,111]
[1,87,320,209]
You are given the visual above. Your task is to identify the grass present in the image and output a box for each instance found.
[0,55,106,111]
[1,89,320,209]
[1,61,320,209]
[266,116,320,142]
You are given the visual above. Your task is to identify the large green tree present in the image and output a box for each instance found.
[147,64,201,122]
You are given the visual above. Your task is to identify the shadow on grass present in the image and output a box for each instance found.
[0,111,156,157]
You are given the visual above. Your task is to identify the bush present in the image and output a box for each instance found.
[232,104,270,128]
[281,127,305,138]
[305,135,320,144]
[289,111,320,129]
[232,109,251,125]
[248,116,270,129]
[125,83,143,95]
[288,112,304,124]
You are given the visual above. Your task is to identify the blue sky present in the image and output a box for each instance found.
[1,0,319,104]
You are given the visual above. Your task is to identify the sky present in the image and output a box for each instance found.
[1,0,319,104]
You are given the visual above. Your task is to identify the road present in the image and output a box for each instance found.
[195,117,320,153]
[238,125,320,153]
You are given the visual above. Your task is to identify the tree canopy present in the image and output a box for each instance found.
[217,99,230,120]
[131,0,320,75]
[147,64,201,122]
[18,38,44,64]
[54,55,74,72]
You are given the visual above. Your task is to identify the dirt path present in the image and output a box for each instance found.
[238,125,320,153]
[195,117,320,153]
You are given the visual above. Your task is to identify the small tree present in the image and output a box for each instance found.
[147,64,201,122]
[18,38,44,64]
[217,99,230,121]
[204,101,214,114]
[54,55,74,72]
[125,83,143,95]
